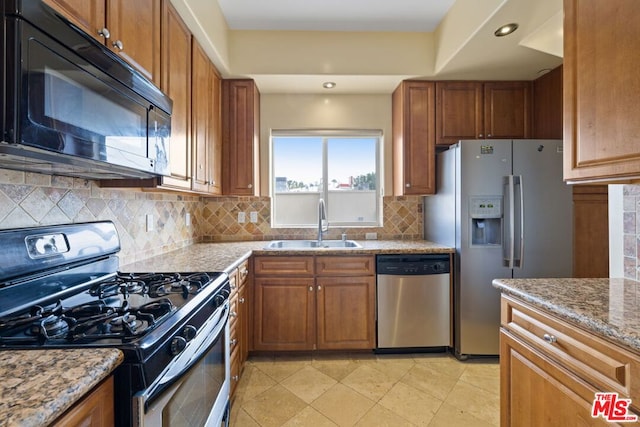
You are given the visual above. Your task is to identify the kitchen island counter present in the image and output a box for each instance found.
[492,278,640,354]
[121,240,454,273]
[0,348,123,427]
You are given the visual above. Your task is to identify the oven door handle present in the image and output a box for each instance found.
[138,301,229,405]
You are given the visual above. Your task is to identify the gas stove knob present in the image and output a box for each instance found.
[182,325,197,341]
[170,336,187,355]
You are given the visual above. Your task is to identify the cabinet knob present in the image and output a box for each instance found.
[317,285,322,291]
[542,333,557,344]
[112,40,124,51]
[309,286,313,292]
[247,184,253,189]
[230,311,237,318]
[405,183,411,188]
[232,375,239,382]
[230,338,238,346]
[97,27,110,39]
[478,134,483,138]
[487,134,492,138]
[239,297,245,304]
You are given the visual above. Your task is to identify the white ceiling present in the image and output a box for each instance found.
[211,0,563,93]
[217,0,456,32]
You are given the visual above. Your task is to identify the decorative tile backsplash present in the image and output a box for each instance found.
[0,170,200,265]
[0,169,425,264]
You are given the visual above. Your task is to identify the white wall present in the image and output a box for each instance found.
[259,94,392,196]
[609,184,624,278]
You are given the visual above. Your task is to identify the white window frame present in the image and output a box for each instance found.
[270,129,383,228]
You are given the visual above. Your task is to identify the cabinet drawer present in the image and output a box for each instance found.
[230,345,240,397]
[254,256,314,276]
[501,295,640,405]
[238,259,250,285]
[315,256,374,276]
[229,268,239,295]
[229,292,239,328]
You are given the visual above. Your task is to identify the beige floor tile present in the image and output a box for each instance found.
[280,365,338,403]
[235,366,279,403]
[341,364,398,402]
[355,404,417,427]
[255,359,309,383]
[459,366,500,396]
[312,356,360,381]
[242,384,308,427]
[444,380,500,426]
[312,383,376,427]
[378,382,442,426]
[428,402,496,427]
[368,354,417,380]
[282,406,338,427]
[411,354,467,379]
[400,363,458,401]
[229,407,261,427]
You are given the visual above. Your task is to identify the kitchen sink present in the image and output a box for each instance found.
[264,239,362,249]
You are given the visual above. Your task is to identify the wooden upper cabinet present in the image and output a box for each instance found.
[222,80,260,196]
[483,81,532,139]
[436,81,483,145]
[44,0,161,85]
[191,38,222,195]
[563,0,640,183]
[532,66,563,140]
[392,81,436,195]
[158,2,192,190]
[435,81,531,146]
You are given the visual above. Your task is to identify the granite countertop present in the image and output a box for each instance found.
[121,240,454,273]
[493,278,640,354]
[0,349,123,427]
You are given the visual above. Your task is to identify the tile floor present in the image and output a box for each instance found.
[229,352,500,427]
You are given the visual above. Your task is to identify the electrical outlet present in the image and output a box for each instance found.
[250,211,258,223]
[365,232,377,240]
[146,214,154,232]
[185,213,191,227]
[237,212,246,223]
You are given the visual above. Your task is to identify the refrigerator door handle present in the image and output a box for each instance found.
[513,175,524,268]
[503,175,515,268]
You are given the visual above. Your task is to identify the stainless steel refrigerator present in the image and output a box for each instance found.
[424,139,572,358]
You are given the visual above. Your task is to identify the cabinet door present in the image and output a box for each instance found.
[316,276,375,350]
[209,70,223,195]
[107,0,161,85]
[435,81,483,145]
[563,0,640,182]
[392,81,436,195]
[253,277,315,351]
[159,2,191,190]
[223,80,260,196]
[501,330,613,427]
[238,281,249,365]
[573,186,608,278]
[191,38,212,194]
[43,0,106,42]
[533,66,563,140]
[483,82,531,139]
[53,376,114,427]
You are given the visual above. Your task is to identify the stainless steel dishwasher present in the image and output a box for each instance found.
[376,254,451,349]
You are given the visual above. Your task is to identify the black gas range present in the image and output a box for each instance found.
[0,221,231,426]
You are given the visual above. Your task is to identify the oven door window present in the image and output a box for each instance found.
[24,38,149,162]
[162,327,226,426]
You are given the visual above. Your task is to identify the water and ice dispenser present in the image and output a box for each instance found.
[469,196,502,246]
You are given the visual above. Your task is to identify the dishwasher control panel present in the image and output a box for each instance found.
[376,254,450,275]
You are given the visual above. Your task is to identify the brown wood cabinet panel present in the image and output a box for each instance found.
[253,277,315,351]
[435,81,483,145]
[315,256,374,276]
[533,66,563,140]
[43,0,105,41]
[253,256,314,276]
[53,376,114,427]
[392,81,436,195]
[483,81,532,139]
[210,71,223,195]
[222,80,260,196]
[564,0,640,183]
[501,330,609,427]
[573,185,608,278]
[159,2,191,190]
[316,276,375,350]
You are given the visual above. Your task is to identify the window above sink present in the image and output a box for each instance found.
[270,129,382,228]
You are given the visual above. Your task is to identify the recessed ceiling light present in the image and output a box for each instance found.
[323,82,336,89]
[494,23,519,37]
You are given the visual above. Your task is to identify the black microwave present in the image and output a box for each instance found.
[1,1,172,180]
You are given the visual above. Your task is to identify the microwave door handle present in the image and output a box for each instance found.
[503,175,515,268]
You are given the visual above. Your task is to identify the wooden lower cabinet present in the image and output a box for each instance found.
[500,295,640,426]
[252,255,375,352]
[229,258,250,397]
[53,376,114,427]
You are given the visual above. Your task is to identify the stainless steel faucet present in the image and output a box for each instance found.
[318,198,328,244]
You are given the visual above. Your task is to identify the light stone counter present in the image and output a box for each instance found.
[493,278,640,354]
[121,240,454,273]
[0,349,123,427]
